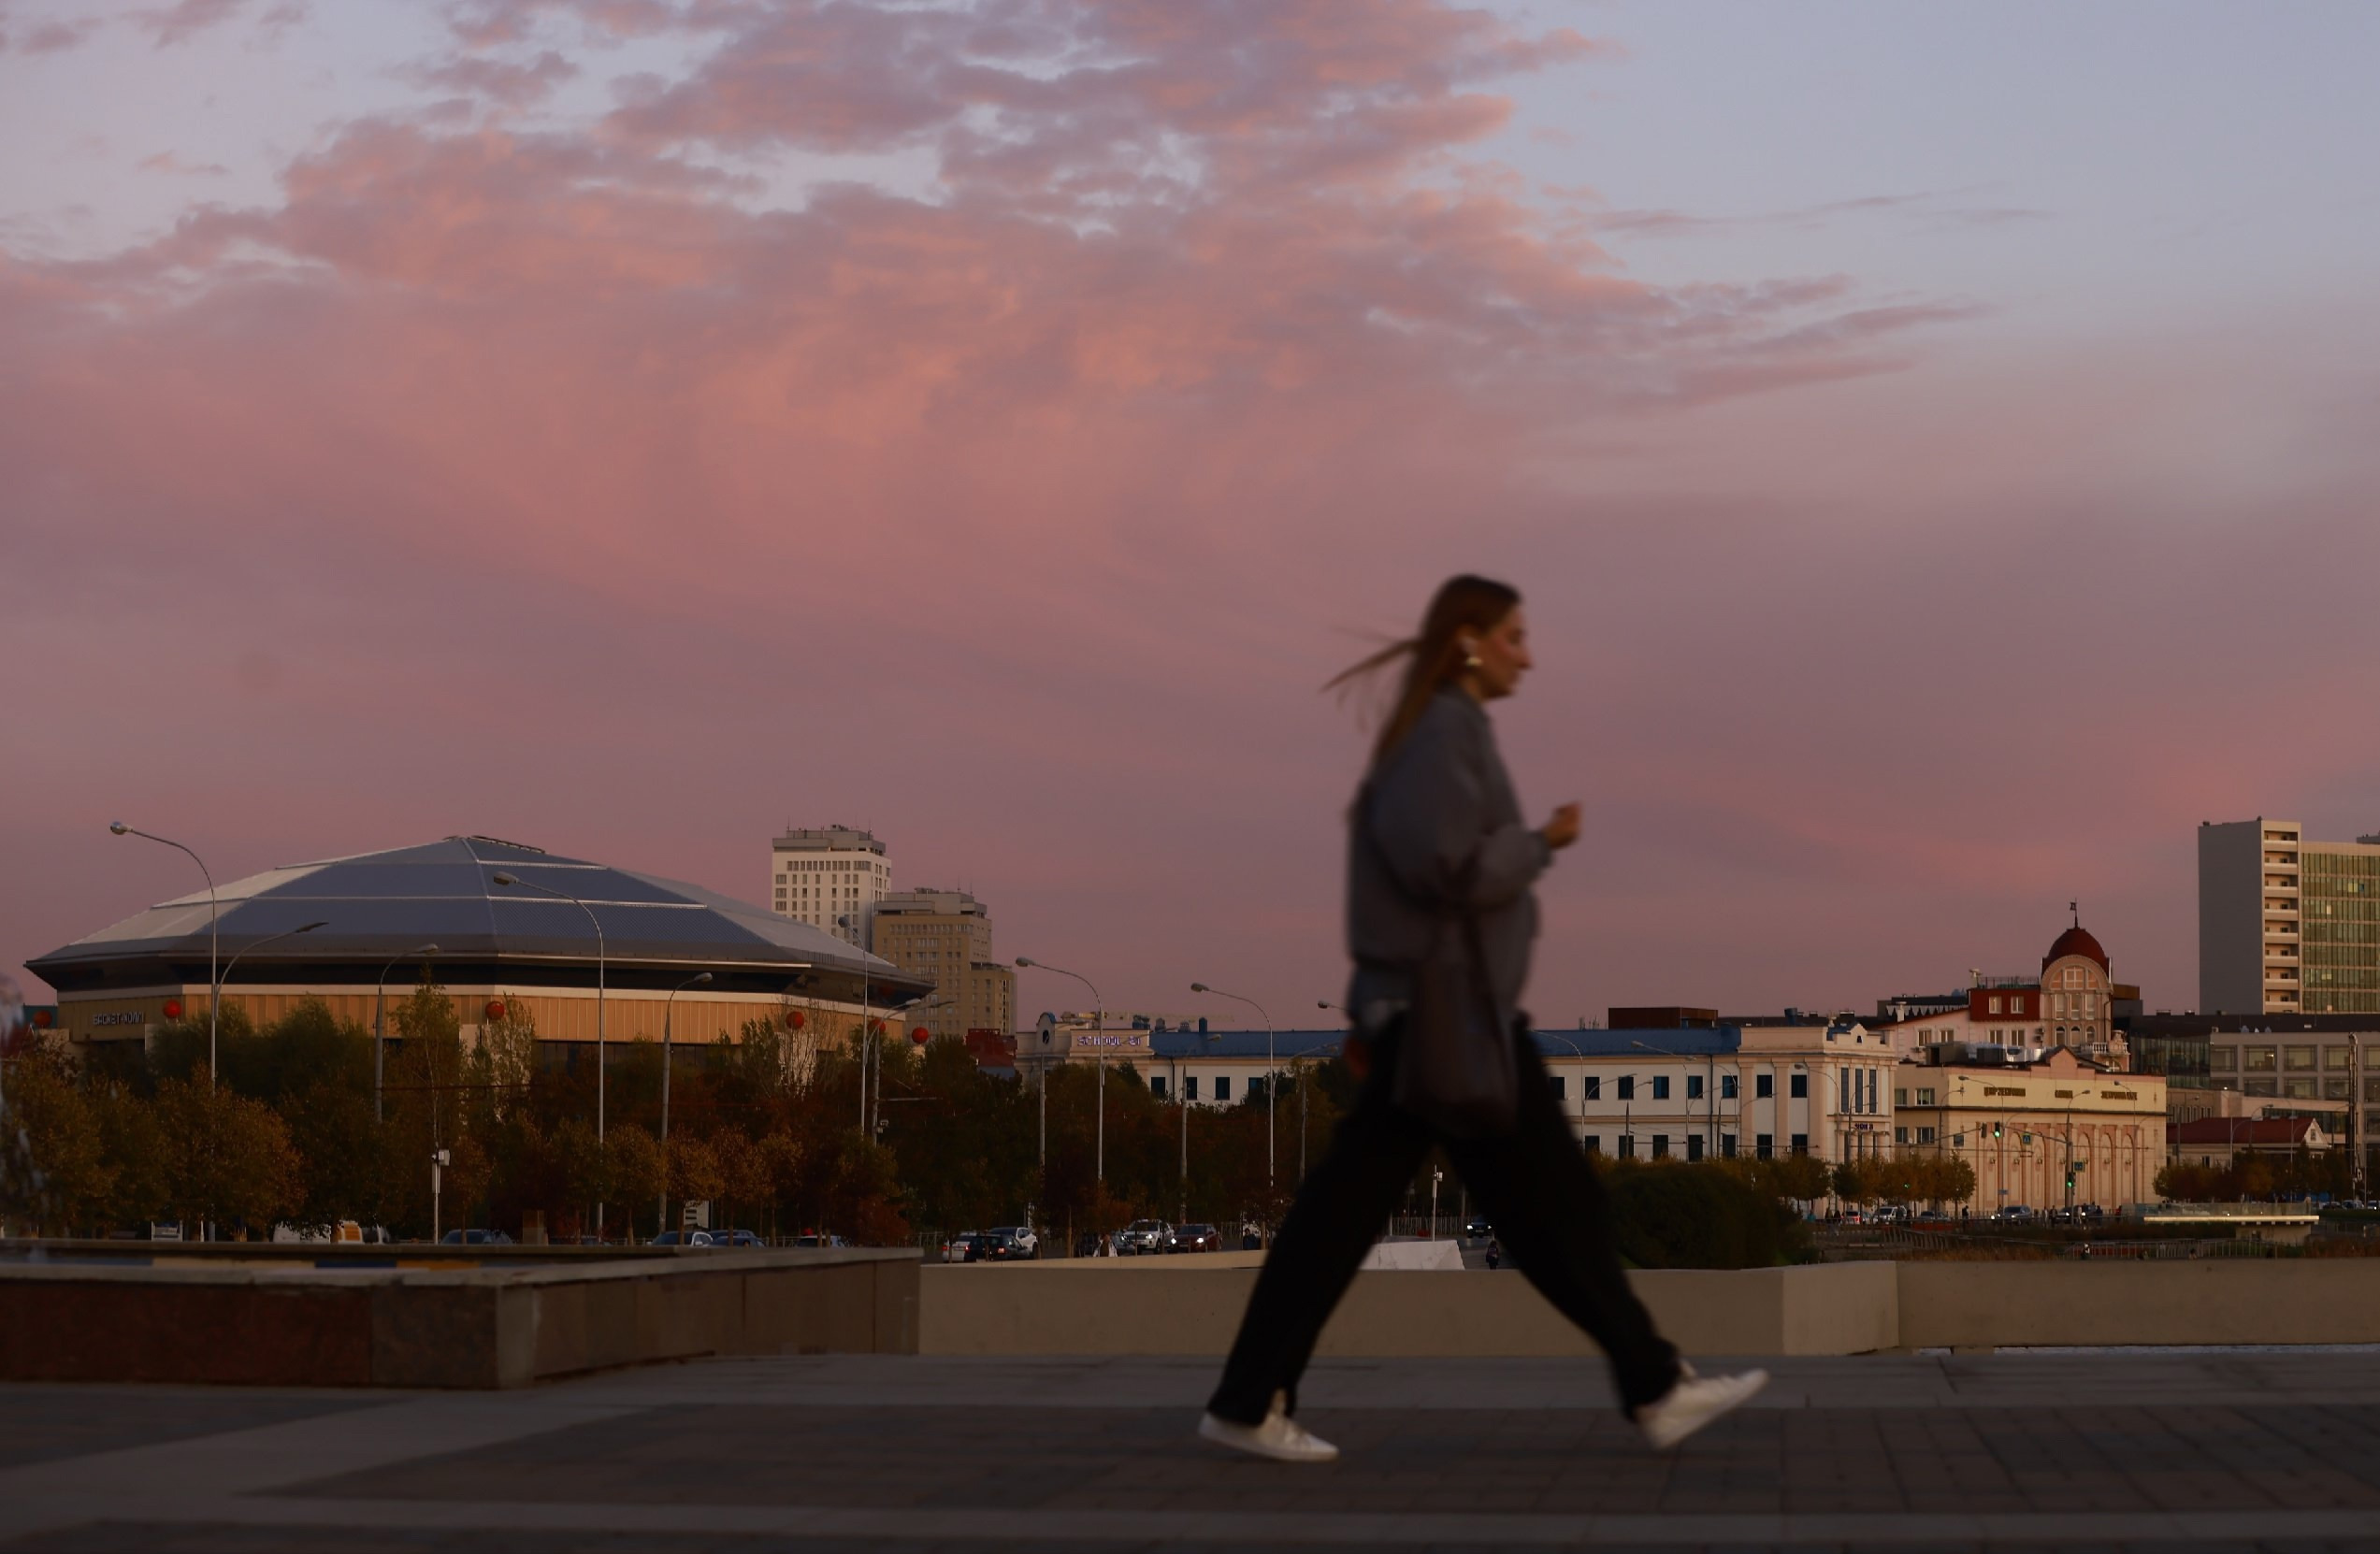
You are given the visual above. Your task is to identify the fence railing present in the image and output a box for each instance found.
[1814,1222,2300,1260]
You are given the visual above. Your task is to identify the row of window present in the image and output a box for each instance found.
[1548,1072,1810,1102]
[1151,1075,1268,1102]
[1587,1134,1810,1159]
[2211,1044,2376,1072]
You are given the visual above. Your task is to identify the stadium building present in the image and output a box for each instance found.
[28,836,933,1062]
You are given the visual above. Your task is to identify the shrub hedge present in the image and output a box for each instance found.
[1601,1160,1810,1269]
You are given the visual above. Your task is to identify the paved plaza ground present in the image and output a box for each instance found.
[6,1350,2380,1551]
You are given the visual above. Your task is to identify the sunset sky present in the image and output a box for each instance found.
[6,0,2377,1024]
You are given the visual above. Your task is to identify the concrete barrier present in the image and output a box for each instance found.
[0,1245,919,1388]
[1897,1259,2380,1350]
[919,1260,1897,1358]
[926,1256,2380,1357]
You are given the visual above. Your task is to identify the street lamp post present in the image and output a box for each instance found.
[109,824,219,1084]
[375,942,440,1124]
[491,871,607,1235]
[1194,983,1276,1188]
[661,971,713,1238]
[214,920,327,1031]
[1543,1032,1590,1139]
[839,915,873,1136]
[1018,957,1103,1179]
[202,918,323,1236]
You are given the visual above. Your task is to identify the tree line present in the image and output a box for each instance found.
[0,984,1346,1245]
[2,983,2003,1249]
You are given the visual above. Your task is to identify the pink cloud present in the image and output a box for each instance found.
[136,150,232,177]
[441,0,691,50]
[134,0,245,47]
[17,14,105,53]
[405,47,580,108]
[10,0,2364,1028]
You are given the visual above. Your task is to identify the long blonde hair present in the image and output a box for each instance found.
[1327,575,1521,771]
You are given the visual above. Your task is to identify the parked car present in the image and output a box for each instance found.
[650,1230,714,1246]
[948,1231,991,1262]
[440,1229,514,1245]
[710,1229,762,1248]
[1170,1223,1221,1253]
[1118,1218,1172,1255]
[987,1225,1038,1259]
[791,1232,851,1248]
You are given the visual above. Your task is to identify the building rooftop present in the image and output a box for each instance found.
[2126,1013,2380,1035]
[1133,1027,1750,1062]
[2044,922,2110,971]
[2173,1116,2324,1146]
[34,835,920,1000]
[770,827,886,855]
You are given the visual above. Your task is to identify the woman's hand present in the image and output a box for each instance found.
[1541,802,1582,852]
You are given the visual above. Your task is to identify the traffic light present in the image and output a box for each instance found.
[1993,1121,2002,1140]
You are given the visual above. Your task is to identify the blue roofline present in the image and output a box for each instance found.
[1139,1027,1743,1061]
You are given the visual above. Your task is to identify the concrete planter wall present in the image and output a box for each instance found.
[923,1258,2380,1357]
[919,1260,1897,1357]
[0,1246,919,1388]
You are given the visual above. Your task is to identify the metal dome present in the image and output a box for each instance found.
[31,835,925,1002]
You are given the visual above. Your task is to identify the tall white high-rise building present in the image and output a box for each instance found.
[2201,819,2380,1015]
[771,826,890,950]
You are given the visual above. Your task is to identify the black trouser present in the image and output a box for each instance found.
[1208,1022,1680,1423]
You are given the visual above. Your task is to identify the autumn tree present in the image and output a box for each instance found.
[606,1125,665,1238]
[0,1049,114,1233]
[667,1132,725,1226]
[151,1077,302,1233]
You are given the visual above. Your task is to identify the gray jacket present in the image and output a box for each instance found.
[1346,688,1551,1033]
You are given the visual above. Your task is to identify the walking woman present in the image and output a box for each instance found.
[1199,575,1767,1462]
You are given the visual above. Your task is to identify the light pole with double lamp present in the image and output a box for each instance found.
[1017,957,1103,1179]
[1193,983,1276,1188]
[1540,1032,1590,1138]
[375,942,440,1124]
[108,823,219,1083]
[1628,1041,1675,1159]
[200,918,323,1235]
[660,970,712,1238]
[838,915,873,1135]
[491,871,609,1235]
[215,919,327,1029]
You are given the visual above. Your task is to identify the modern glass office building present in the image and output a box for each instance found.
[2200,819,2380,1015]
[2302,842,2380,1014]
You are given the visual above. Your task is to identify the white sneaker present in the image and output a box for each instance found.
[1198,1389,1340,1463]
[1636,1362,1768,1450]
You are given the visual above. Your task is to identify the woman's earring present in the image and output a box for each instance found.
[1464,653,1483,669]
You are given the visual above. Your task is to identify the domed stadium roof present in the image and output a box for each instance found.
[31,836,926,1002]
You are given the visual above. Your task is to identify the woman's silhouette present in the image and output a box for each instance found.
[1198,576,1767,1461]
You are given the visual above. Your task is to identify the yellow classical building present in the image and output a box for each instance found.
[1894,1048,2166,1216]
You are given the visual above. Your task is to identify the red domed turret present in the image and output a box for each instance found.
[2043,922,2108,971]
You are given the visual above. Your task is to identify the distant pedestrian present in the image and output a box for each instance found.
[1198,576,1767,1464]
[1484,1237,1502,1271]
